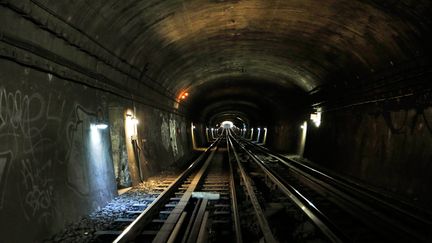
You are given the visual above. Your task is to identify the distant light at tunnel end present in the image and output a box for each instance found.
[221,121,234,128]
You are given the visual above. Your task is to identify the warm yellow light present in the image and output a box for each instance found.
[178,91,190,101]
[131,117,139,125]
[310,110,322,127]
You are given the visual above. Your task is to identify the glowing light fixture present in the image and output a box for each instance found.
[95,123,108,129]
[131,117,139,125]
[299,121,308,156]
[94,108,108,129]
[179,91,189,101]
[126,108,139,138]
[126,112,139,124]
[310,109,322,127]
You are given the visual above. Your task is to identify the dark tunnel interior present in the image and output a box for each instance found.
[0,0,431,242]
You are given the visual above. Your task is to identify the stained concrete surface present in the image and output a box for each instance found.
[306,105,432,210]
[0,0,431,242]
[0,59,117,242]
[0,52,191,243]
[109,106,131,188]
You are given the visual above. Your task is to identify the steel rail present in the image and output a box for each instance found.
[240,137,432,242]
[113,138,220,243]
[226,137,243,243]
[153,147,218,243]
[230,134,345,243]
[227,132,279,243]
[244,137,424,212]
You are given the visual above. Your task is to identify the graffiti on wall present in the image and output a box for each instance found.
[21,158,54,222]
[0,87,57,222]
[169,118,179,158]
[160,114,182,159]
[0,86,102,224]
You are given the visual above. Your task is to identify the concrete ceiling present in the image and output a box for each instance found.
[40,0,431,123]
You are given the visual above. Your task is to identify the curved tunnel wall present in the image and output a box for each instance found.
[0,2,192,242]
[0,0,431,242]
[0,59,119,241]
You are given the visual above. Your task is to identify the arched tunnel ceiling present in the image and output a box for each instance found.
[40,0,431,123]
[184,77,309,123]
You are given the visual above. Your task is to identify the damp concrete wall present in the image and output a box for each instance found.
[267,117,305,154]
[262,109,308,154]
[0,4,192,242]
[108,101,192,187]
[136,106,191,173]
[305,104,432,210]
[108,106,131,188]
[0,59,118,242]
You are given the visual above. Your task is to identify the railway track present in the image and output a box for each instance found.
[95,134,241,243]
[227,132,329,243]
[231,131,432,243]
[93,129,431,243]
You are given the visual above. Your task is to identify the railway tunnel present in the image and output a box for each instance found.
[0,0,431,242]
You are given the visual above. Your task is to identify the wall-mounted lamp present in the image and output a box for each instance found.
[179,92,189,101]
[310,109,322,127]
[95,123,108,129]
[131,117,139,125]
[126,113,139,124]
[126,108,139,139]
[94,108,108,129]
